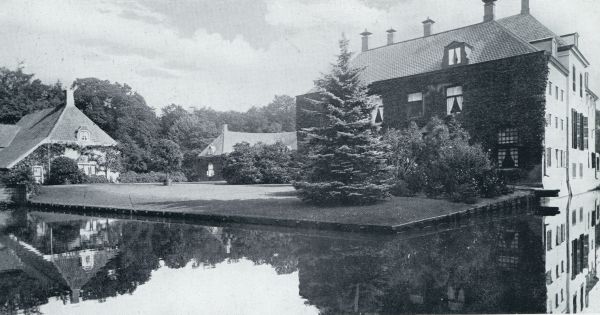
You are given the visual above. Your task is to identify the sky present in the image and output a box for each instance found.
[0,0,599,112]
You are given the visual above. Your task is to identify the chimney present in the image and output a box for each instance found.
[483,0,497,22]
[222,124,228,133]
[386,28,396,45]
[360,29,372,52]
[521,0,530,14]
[65,88,75,107]
[422,18,435,37]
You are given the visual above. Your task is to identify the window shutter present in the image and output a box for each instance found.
[571,109,578,149]
[583,116,588,150]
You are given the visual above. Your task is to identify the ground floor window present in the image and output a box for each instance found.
[207,163,215,177]
[32,165,44,183]
[498,148,518,168]
[77,163,97,176]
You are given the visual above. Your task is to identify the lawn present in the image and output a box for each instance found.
[30,182,530,228]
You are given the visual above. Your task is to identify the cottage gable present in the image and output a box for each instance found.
[0,90,117,169]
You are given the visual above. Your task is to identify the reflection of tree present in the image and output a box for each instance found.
[0,272,58,314]
[297,218,546,314]
[2,210,549,314]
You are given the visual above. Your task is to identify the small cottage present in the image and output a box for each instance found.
[0,89,119,184]
[194,124,297,181]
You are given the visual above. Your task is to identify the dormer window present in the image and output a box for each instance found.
[77,127,90,142]
[444,42,472,67]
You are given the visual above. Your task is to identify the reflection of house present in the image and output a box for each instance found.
[194,124,297,181]
[47,248,117,303]
[542,190,600,313]
[0,89,119,184]
[296,0,600,196]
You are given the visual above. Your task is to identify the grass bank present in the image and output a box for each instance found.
[29,182,533,232]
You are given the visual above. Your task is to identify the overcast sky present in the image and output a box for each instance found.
[0,0,599,112]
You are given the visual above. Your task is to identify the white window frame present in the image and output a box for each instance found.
[446,86,463,115]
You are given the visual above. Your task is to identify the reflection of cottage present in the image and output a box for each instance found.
[0,89,119,184]
[194,124,297,181]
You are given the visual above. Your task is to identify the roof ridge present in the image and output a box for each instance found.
[358,20,492,54]
[490,20,539,53]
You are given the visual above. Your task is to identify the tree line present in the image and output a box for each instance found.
[0,66,296,173]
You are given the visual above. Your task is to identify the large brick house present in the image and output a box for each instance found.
[0,89,119,184]
[297,0,599,196]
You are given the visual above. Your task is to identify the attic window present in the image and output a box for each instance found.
[77,129,90,142]
[445,42,472,67]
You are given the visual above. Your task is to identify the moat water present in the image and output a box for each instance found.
[1,191,599,314]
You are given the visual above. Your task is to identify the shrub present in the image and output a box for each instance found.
[118,171,187,183]
[222,142,296,185]
[1,163,40,195]
[449,181,480,204]
[85,175,110,184]
[48,157,86,185]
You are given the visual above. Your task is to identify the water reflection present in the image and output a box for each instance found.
[0,191,599,314]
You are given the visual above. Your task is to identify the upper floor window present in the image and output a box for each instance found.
[549,81,552,95]
[444,42,472,67]
[555,87,559,100]
[446,86,463,115]
[407,92,423,118]
[580,73,583,98]
[573,66,577,92]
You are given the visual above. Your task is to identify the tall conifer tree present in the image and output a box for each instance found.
[295,37,391,205]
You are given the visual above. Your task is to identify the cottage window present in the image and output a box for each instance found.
[555,87,559,100]
[207,163,215,177]
[573,163,577,178]
[580,163,583,178]
[407,92,423,118]
[32,165,44,183]
[547,148,552,167]
[561,90,564,101]
[374,105,384,125]
[77,129,90,142]
[549,81,553,95]
[446,86,463,115]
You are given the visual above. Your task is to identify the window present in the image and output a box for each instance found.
[498,128,518,144]
[547,148,552,167]
[498,148,519,168]
[580,73,583,98]
[206,163,215,177]
[573,163,577,178]
[77,129,90,142]
[556,86,559,99]
[580,207,583,222]
[561,119,564,130]
[546,229,552,250]
[555,149,559,166]
[407,92,423,118]
[572,210,577,225]
[32,165,44,183]
[448,47,462,65]
[561,260,565,273]
[373,105,384,125]
[549,81,553,95]
[561,90,564,101]
[580,163,583,178]
[555,117,558,128]
[583,116,588,150]
[573,66,577,92]
[446,86,463,115]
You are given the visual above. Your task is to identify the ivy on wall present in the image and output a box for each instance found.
[13,143,121,177]
[370,51,550,171]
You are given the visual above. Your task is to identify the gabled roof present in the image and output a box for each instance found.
[497,13,567,46]
[352,19,538,84]
[199,127,297,157]
[0,124,20,148]
[0,104,117,169]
